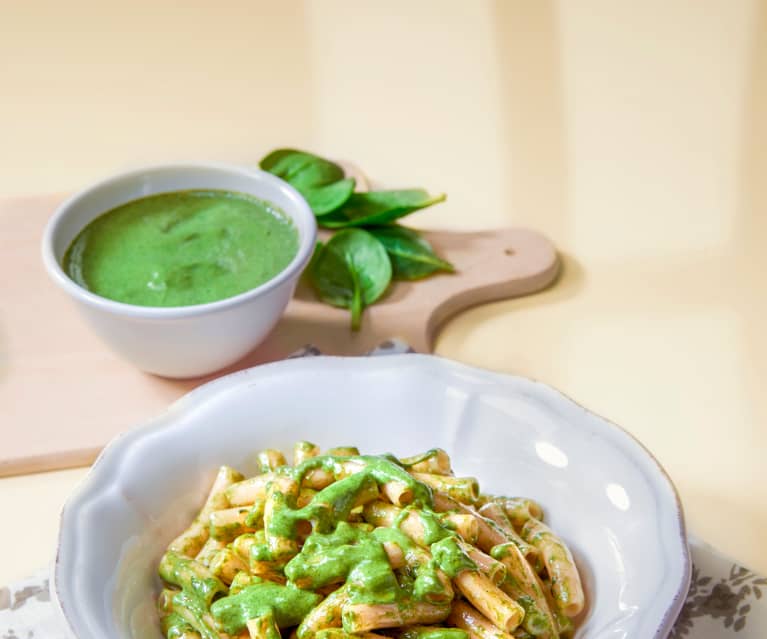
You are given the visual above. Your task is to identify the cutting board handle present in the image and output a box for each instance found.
[242,226,559,359]
[424,228,559,351]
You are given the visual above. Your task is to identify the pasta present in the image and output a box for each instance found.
[157,444,584,639]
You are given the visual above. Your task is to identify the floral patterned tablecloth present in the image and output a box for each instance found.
[2,342,765,638]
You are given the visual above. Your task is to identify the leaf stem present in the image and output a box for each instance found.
[350,268,363,331]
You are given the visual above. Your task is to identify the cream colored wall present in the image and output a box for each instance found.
[1,0,765,582]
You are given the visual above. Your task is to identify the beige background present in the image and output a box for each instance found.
[1,0,765,584]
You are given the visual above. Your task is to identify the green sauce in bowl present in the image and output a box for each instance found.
[63,189,299,307]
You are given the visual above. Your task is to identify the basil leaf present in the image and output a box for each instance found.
[260,149,355,216]
[309,229,392,330]
[368,225,454,280]
[319,190,446,229]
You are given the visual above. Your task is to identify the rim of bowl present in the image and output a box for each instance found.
[40,162,318,320]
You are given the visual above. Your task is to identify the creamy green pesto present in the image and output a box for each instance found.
[211,582,321,635]
[247,455,475,606]
[64,189,298,307]
[161,452,477,639]
[257,454,433,551]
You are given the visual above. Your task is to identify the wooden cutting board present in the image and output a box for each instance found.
[1,194,558,477]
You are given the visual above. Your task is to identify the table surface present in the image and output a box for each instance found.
[2,0,765,586]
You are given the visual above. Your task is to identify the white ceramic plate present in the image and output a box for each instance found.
[53,354,691,638]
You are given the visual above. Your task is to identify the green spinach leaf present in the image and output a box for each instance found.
[309,229,392,330]
[260,149,355,215]
[368,225,454,280]
[304,178,356,215]
[319,190,446,229]
[259,148,302,173]
[260,149,343,184]
[261,148,454,329]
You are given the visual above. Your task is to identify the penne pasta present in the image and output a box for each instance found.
[381,540,406,568]
[397,543,454,604]
[263,475,301,561]
[229,571,258,595]
[521,519,585,617]
[302,469,335,491]
[493,497,543,528]
[400,449,452,475]
[297,488,318,508]
[540,577,574,639]
[476,503,537,562]
[395,627,468,639]
[381,480,415,506]
[453,571,524,632]
[161,611,202,639]
[209,507,256,542]
[157,444,585,639]
[257,450,288,474]
[410,473,479,505]
[432,493,509,555]
[473,494,493,508]
[159,551,227,606]
[362,502,476,547]
[455,539,507,585]
[293,441,321,465]
[157,588,177,615]
[296,587,348,639]
[196,538,227,567]
[209,548,249,585]
[231,533,258,561]
[172,589,222,639]
[250,560,288,585]
[442,513,479,545]
[246,612,281,639]
[169,466,243,557]
[491,542,557,638]
[447,601,512,639]
[315,629,388,639]
[226,474,274,508]
[342,601,450,633]
[325,446,360,457]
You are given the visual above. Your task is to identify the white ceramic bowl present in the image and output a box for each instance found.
[41,163,317,378]
[53,355,691,638]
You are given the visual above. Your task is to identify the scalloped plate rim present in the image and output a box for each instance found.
[52,353,692,639]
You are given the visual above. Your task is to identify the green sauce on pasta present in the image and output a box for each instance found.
[212,583,322,635]
[156,446,584,639]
